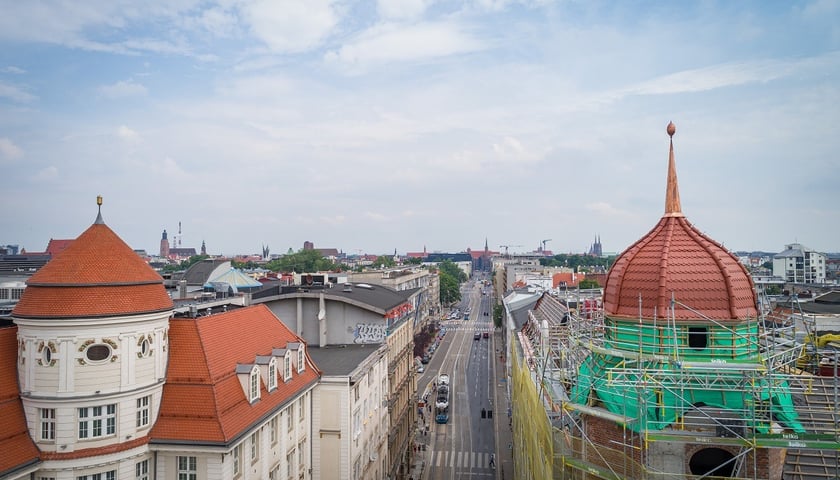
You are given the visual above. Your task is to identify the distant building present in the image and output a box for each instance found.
[773,243,826,284]
[588,235,603,257]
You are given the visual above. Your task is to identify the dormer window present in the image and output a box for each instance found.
[297,345,305,373]
[284,352,292,382]
[249,366,261,402]
[268,358,277,391]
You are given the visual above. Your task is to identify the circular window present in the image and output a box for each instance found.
[85,344,111,362]
[42,346,52,364]
[140,338,150,357]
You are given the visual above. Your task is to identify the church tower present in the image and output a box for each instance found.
[159,229,170,258]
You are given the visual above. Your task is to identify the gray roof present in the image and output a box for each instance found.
[307,344,384,376]
[270,283,420,315]
[173,258,229,286]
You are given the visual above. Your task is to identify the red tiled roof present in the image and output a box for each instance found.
[151,304,321,444]
[13,221,173,318]
[605,215,757,321]
[45,239,74,256]
[0,326,40,476]
[603,124,756,322]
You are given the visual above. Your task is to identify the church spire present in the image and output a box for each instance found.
[665,122,683,217]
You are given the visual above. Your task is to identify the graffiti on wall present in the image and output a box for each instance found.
[354,323,387,344]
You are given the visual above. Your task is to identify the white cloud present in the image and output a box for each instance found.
[241,0,338,53]
[1,66,25,74]
[0,81,36,102]
[325,21,484,68]
[585,202,624,216]
[32,166,59,182]
[377,0,434,20]
[117,125,140,142]
[0,138,24,161]
[99,80,148,98]
[365,212,388,222]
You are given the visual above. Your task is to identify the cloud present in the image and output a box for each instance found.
[241,0,338,53]
[585,202,624,216]
[1,66,25,74]
[117,125,140,142]
[0,81,36,102]
[365,211,388,222]
[377,0,434,20]
[99,80,148,98]
[32,166,59,182]
[0,138,24,161]
[325,21,484,69]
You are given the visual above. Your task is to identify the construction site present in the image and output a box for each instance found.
[502,124,840,480]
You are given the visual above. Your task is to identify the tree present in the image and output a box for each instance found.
[493,304,504,329]
[161,254,209,273]
[265,249,339,273]
[765,285,782,295]
[438,259,467,283]
[405,257,422,265]
[579,278,601,289]
[373,255,396,269]
[439,272,461,305]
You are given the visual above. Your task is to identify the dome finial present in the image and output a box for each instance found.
[664,122,683,216]
[95,195,105,224]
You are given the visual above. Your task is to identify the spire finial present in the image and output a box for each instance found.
[664,122,683,216]
[95,195,105,224]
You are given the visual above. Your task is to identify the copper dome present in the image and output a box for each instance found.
[14,212,173,319]
[602,124,757,321]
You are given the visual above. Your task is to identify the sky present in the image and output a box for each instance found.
[1,0,838,257]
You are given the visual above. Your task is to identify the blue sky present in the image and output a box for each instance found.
[1,0,838,257]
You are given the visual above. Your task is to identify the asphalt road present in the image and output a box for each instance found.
[418,277,497,480]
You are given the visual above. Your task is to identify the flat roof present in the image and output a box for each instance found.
[308,344,384,376]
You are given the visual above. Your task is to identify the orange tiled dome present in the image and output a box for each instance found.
[13,215,173,319]
[602,123,757,321]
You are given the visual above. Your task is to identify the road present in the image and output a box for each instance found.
[417,276,497,479]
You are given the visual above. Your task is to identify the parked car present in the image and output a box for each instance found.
[421,354,430,363]
[417,365,425,373]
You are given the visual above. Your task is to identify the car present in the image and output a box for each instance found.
[483,332,489,339]
[417,365,425,373]
[421,354,430,364]
[474,332,481,340]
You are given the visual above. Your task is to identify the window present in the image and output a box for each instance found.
[139,337,150,357]
[284,353,292,381]
[250,366,260,402]
[286,451,294,480]
[268,358,277,391]
[40,408,56,441]
[233,444,242,476]
[78,404,116,439]
[297,347,305,373]
[298,440,305,468]
[77,472,115,480]
[287,404,294,430]
[250,431,260,462]
[270,416,279,445]
[85,344,111,362]
[136,395,150,428]
[688,326,709,350]
[299,397,305,422]
[177,456,197,480]
[135,460,149,480]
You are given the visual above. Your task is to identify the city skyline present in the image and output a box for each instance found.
[1,1,838,256]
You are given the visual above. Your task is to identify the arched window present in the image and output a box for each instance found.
[250,366,261,402]
[268,358,277,391]
[284,352,292,382]
[297,346,305,373]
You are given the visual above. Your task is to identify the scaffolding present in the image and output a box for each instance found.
[509,290,840,480]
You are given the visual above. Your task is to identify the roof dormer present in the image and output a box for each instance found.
[236,364,261,403]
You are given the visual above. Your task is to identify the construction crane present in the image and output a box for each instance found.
[541,239,552,252]
[499,244,523,257]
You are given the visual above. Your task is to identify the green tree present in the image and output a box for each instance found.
[404,257,422,265]
[579,278,601,289]
[438,259,467,283]
[161,254,209,273]
[765,285,782,295]
[493,304,504,329]
[439,272,461,305]
[373,255,396,269]
[265,249,338,273]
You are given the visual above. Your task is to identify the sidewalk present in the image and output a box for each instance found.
[492,329,513,480]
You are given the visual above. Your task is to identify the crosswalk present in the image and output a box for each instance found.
[440,321,493,333]
[430,450,495,470]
